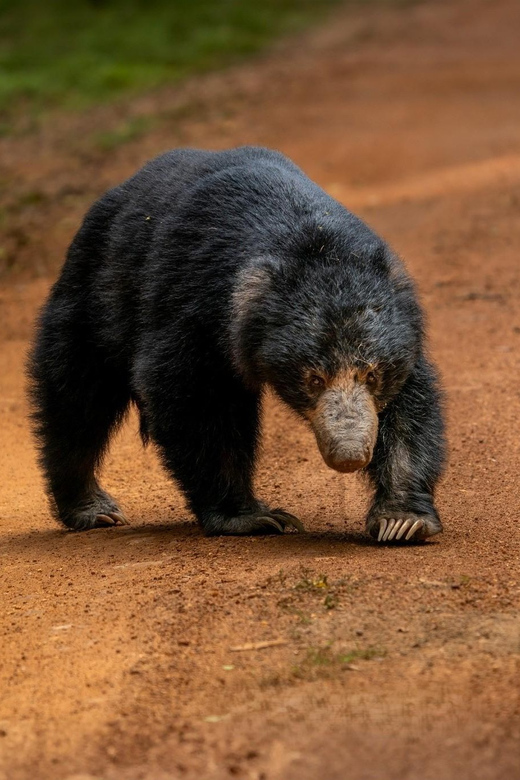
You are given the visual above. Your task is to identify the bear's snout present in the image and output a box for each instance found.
[326,455,372,473]
[307,385,378,474]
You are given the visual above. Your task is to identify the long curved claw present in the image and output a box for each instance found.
[382,518,397,541]
[272,510,306,533]
[405,519,423,540]
[95,513,117,527]
[257,517,285,534]
[387,518,405,541]
[377,517,388,542]
[107,511,130,526]
[395,518,414,540]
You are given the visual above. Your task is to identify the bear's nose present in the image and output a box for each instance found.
[329,456,370,473]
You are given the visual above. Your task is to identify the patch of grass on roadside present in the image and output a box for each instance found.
[260,644,386,688]
[291,644,386,680]
[273,567,358,616]
[0,0,343,124]
[294,572,330,592]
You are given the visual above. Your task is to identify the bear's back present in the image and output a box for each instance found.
[117,146,306,213]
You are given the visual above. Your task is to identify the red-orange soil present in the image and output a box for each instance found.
[1,0,519,778]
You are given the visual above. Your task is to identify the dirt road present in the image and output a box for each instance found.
[1,0,519,778]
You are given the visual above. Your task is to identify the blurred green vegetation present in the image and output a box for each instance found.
[0,0,342,120]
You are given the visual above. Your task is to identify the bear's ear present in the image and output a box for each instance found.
[232,255,280,322]
[231,256,280,383]
[248,254,283,275]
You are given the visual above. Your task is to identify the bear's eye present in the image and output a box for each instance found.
[308,374,326,390]
[366,371,378,388]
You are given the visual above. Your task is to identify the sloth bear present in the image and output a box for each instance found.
[29,147,445,542]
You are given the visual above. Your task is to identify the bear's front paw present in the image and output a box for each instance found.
[366,512,442,543]
[202,506,305,536]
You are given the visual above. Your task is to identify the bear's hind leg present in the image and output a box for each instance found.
[29,308,131,530]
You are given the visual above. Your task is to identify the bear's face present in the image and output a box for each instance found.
[302,367,380,472]
[231,246,422,474]
[256,315,413,474]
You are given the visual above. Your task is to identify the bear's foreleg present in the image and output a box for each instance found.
[365,353,445,543]
[144,367,303,536]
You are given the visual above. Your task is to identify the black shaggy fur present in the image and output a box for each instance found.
[28,146,445,539]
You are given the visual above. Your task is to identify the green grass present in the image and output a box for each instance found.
[259,644,386,688]
[91,115,155,151]
[292,644,387,677]
[0,0,342,121]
